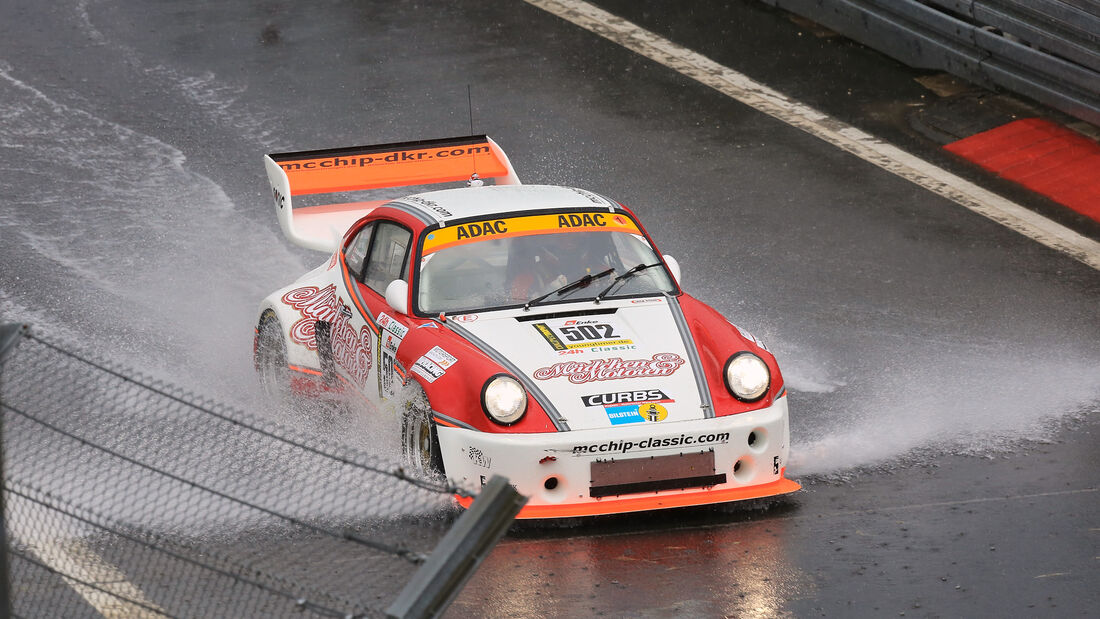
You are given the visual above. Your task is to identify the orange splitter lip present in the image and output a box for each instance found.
[456,472,800,519]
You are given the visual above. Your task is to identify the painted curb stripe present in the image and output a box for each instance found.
[524,0,1100,271]
[945,118,1100,223]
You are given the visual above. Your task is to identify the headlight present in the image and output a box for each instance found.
[724,352,770,402]
[482,374,527,424]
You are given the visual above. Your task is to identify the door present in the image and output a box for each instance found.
[357,220,414,403]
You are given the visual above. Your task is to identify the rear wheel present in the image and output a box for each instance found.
[402,398,444,479]
[256,311,289,399]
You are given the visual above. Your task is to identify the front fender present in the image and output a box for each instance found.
[677,294,785,415]
[394,320,559,434]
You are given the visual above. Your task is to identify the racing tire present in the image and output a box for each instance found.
[401,400,445,480]
[255,311,289,400]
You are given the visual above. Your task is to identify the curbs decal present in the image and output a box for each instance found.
[282,285,373,385]
[533,354,684,384]
[581,389,673,425]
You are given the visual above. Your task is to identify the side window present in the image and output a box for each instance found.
[363,222,412,294]
[344,223,374,281]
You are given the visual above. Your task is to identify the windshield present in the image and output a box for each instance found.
[416,212,676,314]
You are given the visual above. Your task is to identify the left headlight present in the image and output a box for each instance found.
[482,374,527,425]
[724,352,771,402]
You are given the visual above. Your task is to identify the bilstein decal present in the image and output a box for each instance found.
[533,354,684,384]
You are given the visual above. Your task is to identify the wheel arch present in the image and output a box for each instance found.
[254,295,322,373]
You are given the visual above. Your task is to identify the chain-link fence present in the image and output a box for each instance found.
[0,324,520,618]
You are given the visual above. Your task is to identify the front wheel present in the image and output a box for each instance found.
[401,402,444,479]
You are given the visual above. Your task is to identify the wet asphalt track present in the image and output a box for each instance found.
[0,0,1097,617]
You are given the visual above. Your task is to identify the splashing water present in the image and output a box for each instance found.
[0,61,306,406]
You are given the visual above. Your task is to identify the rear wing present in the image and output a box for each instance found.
[264,135,520,252]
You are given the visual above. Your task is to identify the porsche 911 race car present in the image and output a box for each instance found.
[254,135,799,518]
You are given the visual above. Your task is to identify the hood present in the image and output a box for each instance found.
[451,296,709,431]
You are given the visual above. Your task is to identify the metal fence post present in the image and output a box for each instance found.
[0,323,28,619]
[386,475,527,619]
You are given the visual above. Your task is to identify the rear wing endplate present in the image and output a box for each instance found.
[264,135,519,252]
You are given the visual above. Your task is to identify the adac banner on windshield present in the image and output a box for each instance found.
[422,211,642,254]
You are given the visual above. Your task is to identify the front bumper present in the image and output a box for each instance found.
[437,395,799,518]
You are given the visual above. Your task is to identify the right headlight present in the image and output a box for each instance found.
[481,374,527,425]
[724,352,770,402]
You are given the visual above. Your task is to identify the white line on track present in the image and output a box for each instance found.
[525,0,1100,271]
[14,496,166,618]
[30,537,167,618]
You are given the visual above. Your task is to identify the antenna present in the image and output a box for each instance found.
[466,85,483,187]
[467,84,475,135]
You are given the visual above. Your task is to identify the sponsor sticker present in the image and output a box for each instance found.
[453,314,478,323]
[411,356,446,383]
[533,323,567,351]
[638,402,668,422]
[424,346,457,369]
[404,195,452,218]
[422,211,642,254]
[605,406,647,425]
[571,431,731,456]
[377,312,409,355]
[581,389,673,425]
[378,312,409,339]
[379,349,398,399]
[533,353,684,384]
[581,389,671,407]
[467,446,491,469]
[532,317,636,354]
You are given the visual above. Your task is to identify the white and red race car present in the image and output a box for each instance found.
[255,135,799,518]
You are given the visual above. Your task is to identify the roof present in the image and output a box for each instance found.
[390,184,618,225]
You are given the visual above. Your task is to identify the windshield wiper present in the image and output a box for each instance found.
[524,267,615,311]
[594,262,663,303]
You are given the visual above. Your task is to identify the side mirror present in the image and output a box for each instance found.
[385,279,409,315]
[663,255,681,285]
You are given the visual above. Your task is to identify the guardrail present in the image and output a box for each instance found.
[0,324,524,618]
[761,0,1100,125]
